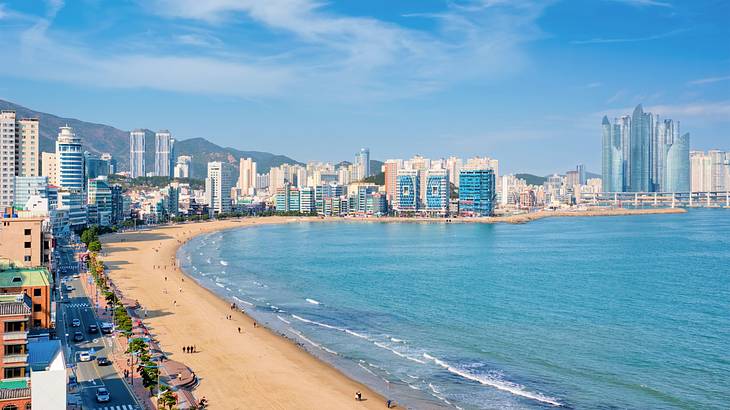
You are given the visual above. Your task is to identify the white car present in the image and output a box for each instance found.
[71,318,81,327]
[95,387,110,403]
[78,351,91,362]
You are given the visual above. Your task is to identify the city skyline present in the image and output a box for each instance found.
[0,1,728,174]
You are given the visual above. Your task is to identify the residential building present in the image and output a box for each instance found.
[354,148,371,180]
[129,129,146,178]
[0,218,51,268]
[237,158,257,196]
[0,263,52,328]
[0,293,32,410]
[299,186,314,214]
[458,168,495,217]
[100,152,116,175]
[382,159,401,207]
[29,338,66,410]
[41,152,58,186]
[174,155,191,179]
[0,111,39,208]
[205,162,234,215]
[154,130,174,177]
[396,169,419,212]
[665,132,691,193]
[425,169,449,215]
[275,183,300,212]
[84,152,111,181]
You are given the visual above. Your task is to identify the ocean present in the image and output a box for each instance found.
[178,209,730,409]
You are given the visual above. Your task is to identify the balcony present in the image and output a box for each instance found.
[2,354,27,364]
[2,332,28,341]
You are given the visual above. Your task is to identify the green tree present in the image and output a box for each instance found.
[88,240,102,252]
[157,388,177,410]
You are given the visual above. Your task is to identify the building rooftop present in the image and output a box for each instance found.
[0,380,30,400]
[0,264,51,288]
[29,339,64,371]
[0,293,31,316]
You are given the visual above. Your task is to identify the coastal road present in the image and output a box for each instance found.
[59,275,141,410]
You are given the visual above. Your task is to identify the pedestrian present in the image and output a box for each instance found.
[164,276,167,281]
[182,346,185,354]
[193,344,196,353]
[173,300,177,306]
[238,327,241,333]
[386,399,392,408]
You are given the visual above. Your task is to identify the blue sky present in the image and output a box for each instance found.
[0,0,728,174]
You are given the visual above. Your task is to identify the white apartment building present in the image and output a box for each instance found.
[0,111,39,207]
[205,161,234,215]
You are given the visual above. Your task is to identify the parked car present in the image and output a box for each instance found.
[78,351,91,362]
[100,322,113,334]
[71,318,81,327]
[95,387,110,403]
[96,357,111,366]
[73,331,84,342]
[66,284,74,292]
[88,324,98,333]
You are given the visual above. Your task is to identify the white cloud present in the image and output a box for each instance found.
[0,0,546,100]
[571,28,685,45]
[606,0,673,8]
[688,75,730,86]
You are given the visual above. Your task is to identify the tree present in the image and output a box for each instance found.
[88,240,102,252]
[80,226,99,245]
[157,388,177,410]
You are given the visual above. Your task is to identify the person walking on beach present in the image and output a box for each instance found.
[173,300,177,307]
[355,391,362,401]
[238,327,241,333]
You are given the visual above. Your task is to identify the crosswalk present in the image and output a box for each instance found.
[68,302,90,308]
[91,405,139,410]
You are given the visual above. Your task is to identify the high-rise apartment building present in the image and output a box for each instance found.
[458,168,495,217]
[425,169,449,215]
[41,152,58,186]
[205,161,234,215]
[174,155,191,179]
[396,169,419,212]
[0,111,39,208]
[55,126,86,229]
[602,105,690,193]
[154,130,174,177]
[237,158,257,195]
[355,148,371,180]
[690,150,729,192]
[382,159,401,207]
[129,129,146,178]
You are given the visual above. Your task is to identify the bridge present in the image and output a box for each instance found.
[576,191,730,208]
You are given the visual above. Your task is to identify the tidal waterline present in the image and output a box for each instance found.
[179,210,730,409]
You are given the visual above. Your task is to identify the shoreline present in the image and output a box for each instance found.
[100,207,687,409]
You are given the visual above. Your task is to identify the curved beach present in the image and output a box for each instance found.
[100,208,687,409]
[102,217,387,410]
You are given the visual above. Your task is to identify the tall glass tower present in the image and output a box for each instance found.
[665,132,690,193]
[630,105,651,192]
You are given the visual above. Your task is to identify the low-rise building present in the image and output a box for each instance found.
[0,264,52,329]
[0,293,32,410]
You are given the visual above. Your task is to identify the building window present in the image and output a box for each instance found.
[24,229,31,235]
[4,405,18,410]
[24,242,31,248]
[4,344,25,355]
[33,303,41,312]
[33,288,41,297]
[4,321,25,332]
[23,256,31,262]
[3,367,24,379]
[33,319,41,327]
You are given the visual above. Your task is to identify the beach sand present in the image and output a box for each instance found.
[100,208,685,409]
[102,217,388,410]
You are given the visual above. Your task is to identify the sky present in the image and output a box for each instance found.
[0,0,728,174]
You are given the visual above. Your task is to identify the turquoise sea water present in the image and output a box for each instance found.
[178,210,730,409]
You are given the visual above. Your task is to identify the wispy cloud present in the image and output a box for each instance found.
[605,0,673,8]
[571,28,685,45]
[585,82,603,89]
[0,0,548,101]
[688,75,730,86]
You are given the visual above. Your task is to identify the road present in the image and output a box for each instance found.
[57,248,141,410]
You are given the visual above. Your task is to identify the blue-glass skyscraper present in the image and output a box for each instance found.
[425,169,448,214]
[458,168,495,217]
[396,169,419,212]
[665,132,690,193]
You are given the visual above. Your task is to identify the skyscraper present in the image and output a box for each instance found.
[665,133,690,193]
[154,130,174,177]
[205,161,234,215]
[602,105,690,193]
[129,129,146,178]
[237,158,257,195]
[425,169,449,215]
[0,111,39,208]
[355,148,370,180]
[56,126,86,229]
[174,156,191,179]
[382,159,401,207]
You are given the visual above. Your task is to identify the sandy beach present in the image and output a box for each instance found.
[102,217,388,410]
[100,207,685,409]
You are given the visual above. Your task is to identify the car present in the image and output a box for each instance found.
[95,387,110,403]
[88,324,98,333]
[100,322,113,334]
[73,331,84,342]
[71,318,81,327]
[66,284,74,292]
[96,357,111,366]
[78,351,91,362]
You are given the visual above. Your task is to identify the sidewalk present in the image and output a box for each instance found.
[81,270,199,409]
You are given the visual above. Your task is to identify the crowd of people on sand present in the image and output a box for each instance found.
[355,390,396,408]
[182,345,196,354]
